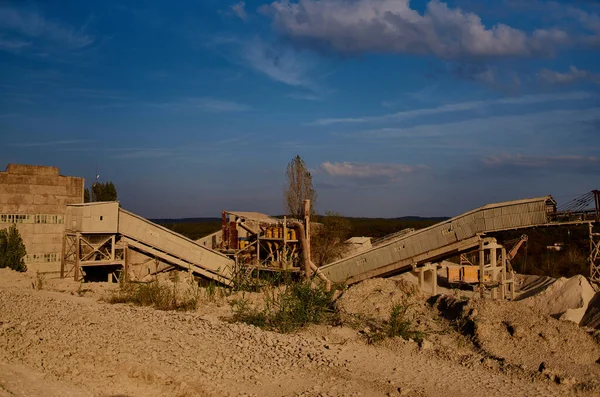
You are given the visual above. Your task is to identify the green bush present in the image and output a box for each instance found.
[230,281,337,333]
[363,303,424,344]
[0,224,27,272]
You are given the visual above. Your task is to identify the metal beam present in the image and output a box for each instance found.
[121,237,232,286]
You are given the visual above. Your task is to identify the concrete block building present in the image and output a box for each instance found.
[0,164,84,273]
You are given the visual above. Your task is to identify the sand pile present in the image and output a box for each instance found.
[337,278,424,322]
[581,292,600,330]
[435,295,600,387]
[0,268,35,289]
[520,275,596,324]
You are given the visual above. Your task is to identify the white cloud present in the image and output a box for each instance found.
[539,66,600,85]
[0,5,93,50]
[230,1,248,20]
[263,0,567,58]
[321,161,427,180]
[313,91,593,125]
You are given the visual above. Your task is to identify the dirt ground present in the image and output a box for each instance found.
[1,269,600,397]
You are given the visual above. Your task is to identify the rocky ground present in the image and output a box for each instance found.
[1,268,600,397]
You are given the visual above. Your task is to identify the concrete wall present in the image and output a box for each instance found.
[0,164,84,274]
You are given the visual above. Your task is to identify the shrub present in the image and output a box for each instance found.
[34,271,45,290]
[363,303,424,344]
[230,280,337,333]
[0,224,27,272]
[108,279,199,311]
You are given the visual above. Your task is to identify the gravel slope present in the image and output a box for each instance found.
[0,269,597,397]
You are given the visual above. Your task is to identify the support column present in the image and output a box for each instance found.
[479,239,485,298]
[500,247,507,300]
[60,232,67,279]
[74,233,81,282]
[590,223,600,283]
[431,265,438,296]
[303,199,311,280]
[124,245,129,283]
[490,244,498,300]
[111,235,116,261]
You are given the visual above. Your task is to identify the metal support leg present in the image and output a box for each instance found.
[490,246,498,299]
[431,266,438,295]
[74,233,81,282]
[590,223,600,283]
[479,240,485,298]
[500,248,506,300]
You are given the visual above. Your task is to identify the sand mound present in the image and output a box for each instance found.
[581,291,600,330]
[435,295,600,386]
[337,278,423,322]
[520,275,596,324]
[515,274,558,299]
[0,268,34,289]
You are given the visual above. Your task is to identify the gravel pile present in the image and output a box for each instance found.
[0,288,338,397]
[437,295,600,389]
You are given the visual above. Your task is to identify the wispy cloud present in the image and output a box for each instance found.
[242,37,318,89]
[539,66,600,85]
[0,113,21,118]
[206,34,325,91]
[10,139,94,148]
[111,149,174,159]
[230,1,248,20]
[334,106,600,155]
[95,97,251,112]
[320,161,429,186]
[0,35,30,50]
[313,92,594,125]
[288,92,322,101]
[322,161,427,177]
[483,154,600,168]
[150,97,251,112]
[0,5,94,52]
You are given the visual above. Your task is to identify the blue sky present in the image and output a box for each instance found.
[1,0,599,219]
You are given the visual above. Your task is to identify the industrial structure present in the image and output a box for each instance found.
[58,191,600,300]
[1,163,598,300]
[61,202,233,284]
[0,164,84,273]
[320,192,600,298]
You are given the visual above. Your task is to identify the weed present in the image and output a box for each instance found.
[108,279,200,311]
[205,282,217,302]
[76,282,92,296]
[362,303,425,344]
[229,280,338,333]
[34,271,45,290]
[230,294,268,328]
[387,304,425,342]
[118,268,126,288]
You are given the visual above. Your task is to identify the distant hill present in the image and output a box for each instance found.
[151,217,221,224]
[152,215,449,241]
[151,215,448,224]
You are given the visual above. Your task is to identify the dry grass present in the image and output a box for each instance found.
[108,280,200,311]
